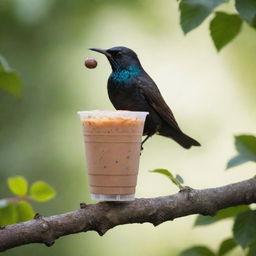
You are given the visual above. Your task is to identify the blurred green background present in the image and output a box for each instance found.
[1,0,256,255]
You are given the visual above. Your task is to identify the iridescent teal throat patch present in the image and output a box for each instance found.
[111,65,141,82]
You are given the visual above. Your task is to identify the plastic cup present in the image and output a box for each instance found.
[77,110,148,201]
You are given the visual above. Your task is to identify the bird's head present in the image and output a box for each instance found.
[89,46,141,71]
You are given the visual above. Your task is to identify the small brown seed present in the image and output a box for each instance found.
[84,57,97,69]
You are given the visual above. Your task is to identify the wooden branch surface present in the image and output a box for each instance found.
[0,177,256,252]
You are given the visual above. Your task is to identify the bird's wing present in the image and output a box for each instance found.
[138,75,181,131]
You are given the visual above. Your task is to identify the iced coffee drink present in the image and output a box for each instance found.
[78,110,148,201]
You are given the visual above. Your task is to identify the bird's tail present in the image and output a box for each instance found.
[160,130,201,149]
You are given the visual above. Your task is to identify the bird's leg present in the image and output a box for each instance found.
[141,135,151,151]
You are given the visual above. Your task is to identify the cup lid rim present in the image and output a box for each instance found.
[77,110,149,119]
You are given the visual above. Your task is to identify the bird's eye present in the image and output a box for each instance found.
[116,52,122,57]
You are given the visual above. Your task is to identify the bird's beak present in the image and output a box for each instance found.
[89,48,112,58]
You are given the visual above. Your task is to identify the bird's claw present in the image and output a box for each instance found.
[140,146,144,156]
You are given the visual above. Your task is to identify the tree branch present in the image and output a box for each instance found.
[1,177,256,251]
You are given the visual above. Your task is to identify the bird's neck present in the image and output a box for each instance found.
[110,65,141,82]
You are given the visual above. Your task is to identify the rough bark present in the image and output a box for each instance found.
[0,177,256,252]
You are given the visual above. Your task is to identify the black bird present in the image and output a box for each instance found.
[90,46,200,149]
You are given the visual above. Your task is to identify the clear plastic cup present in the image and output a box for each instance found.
[77,110,148,201]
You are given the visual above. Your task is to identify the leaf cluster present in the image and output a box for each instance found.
[179,0,256,51]
[0,176,56,225]
[179,134,256,256]
[180,208,256,256]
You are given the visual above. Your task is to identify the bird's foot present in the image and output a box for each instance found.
[140,135,151,154]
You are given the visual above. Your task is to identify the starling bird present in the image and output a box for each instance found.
[90,46,200,149]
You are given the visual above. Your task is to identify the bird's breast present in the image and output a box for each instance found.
[107,74,146,111]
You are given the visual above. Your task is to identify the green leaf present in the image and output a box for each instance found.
[194,215,217,226]
[235,135,256,156]
[150,168,174,178]
[16,201,35,222]
[194,205,250,226]
[150,169,183,189]
[0,204,18,225]
[226,155,252,169]
[248,241,256,256]
[176,174,184,184]
[179,246,216,256]
[179,0,228,34]
[233,210,256,249]
[0,56,22,97]
[227,135,256,169]
[210,12,242,51]
[7,176,28,196]
[218,238,237,256]
[30,181,56,202]
[235,0,256,27]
